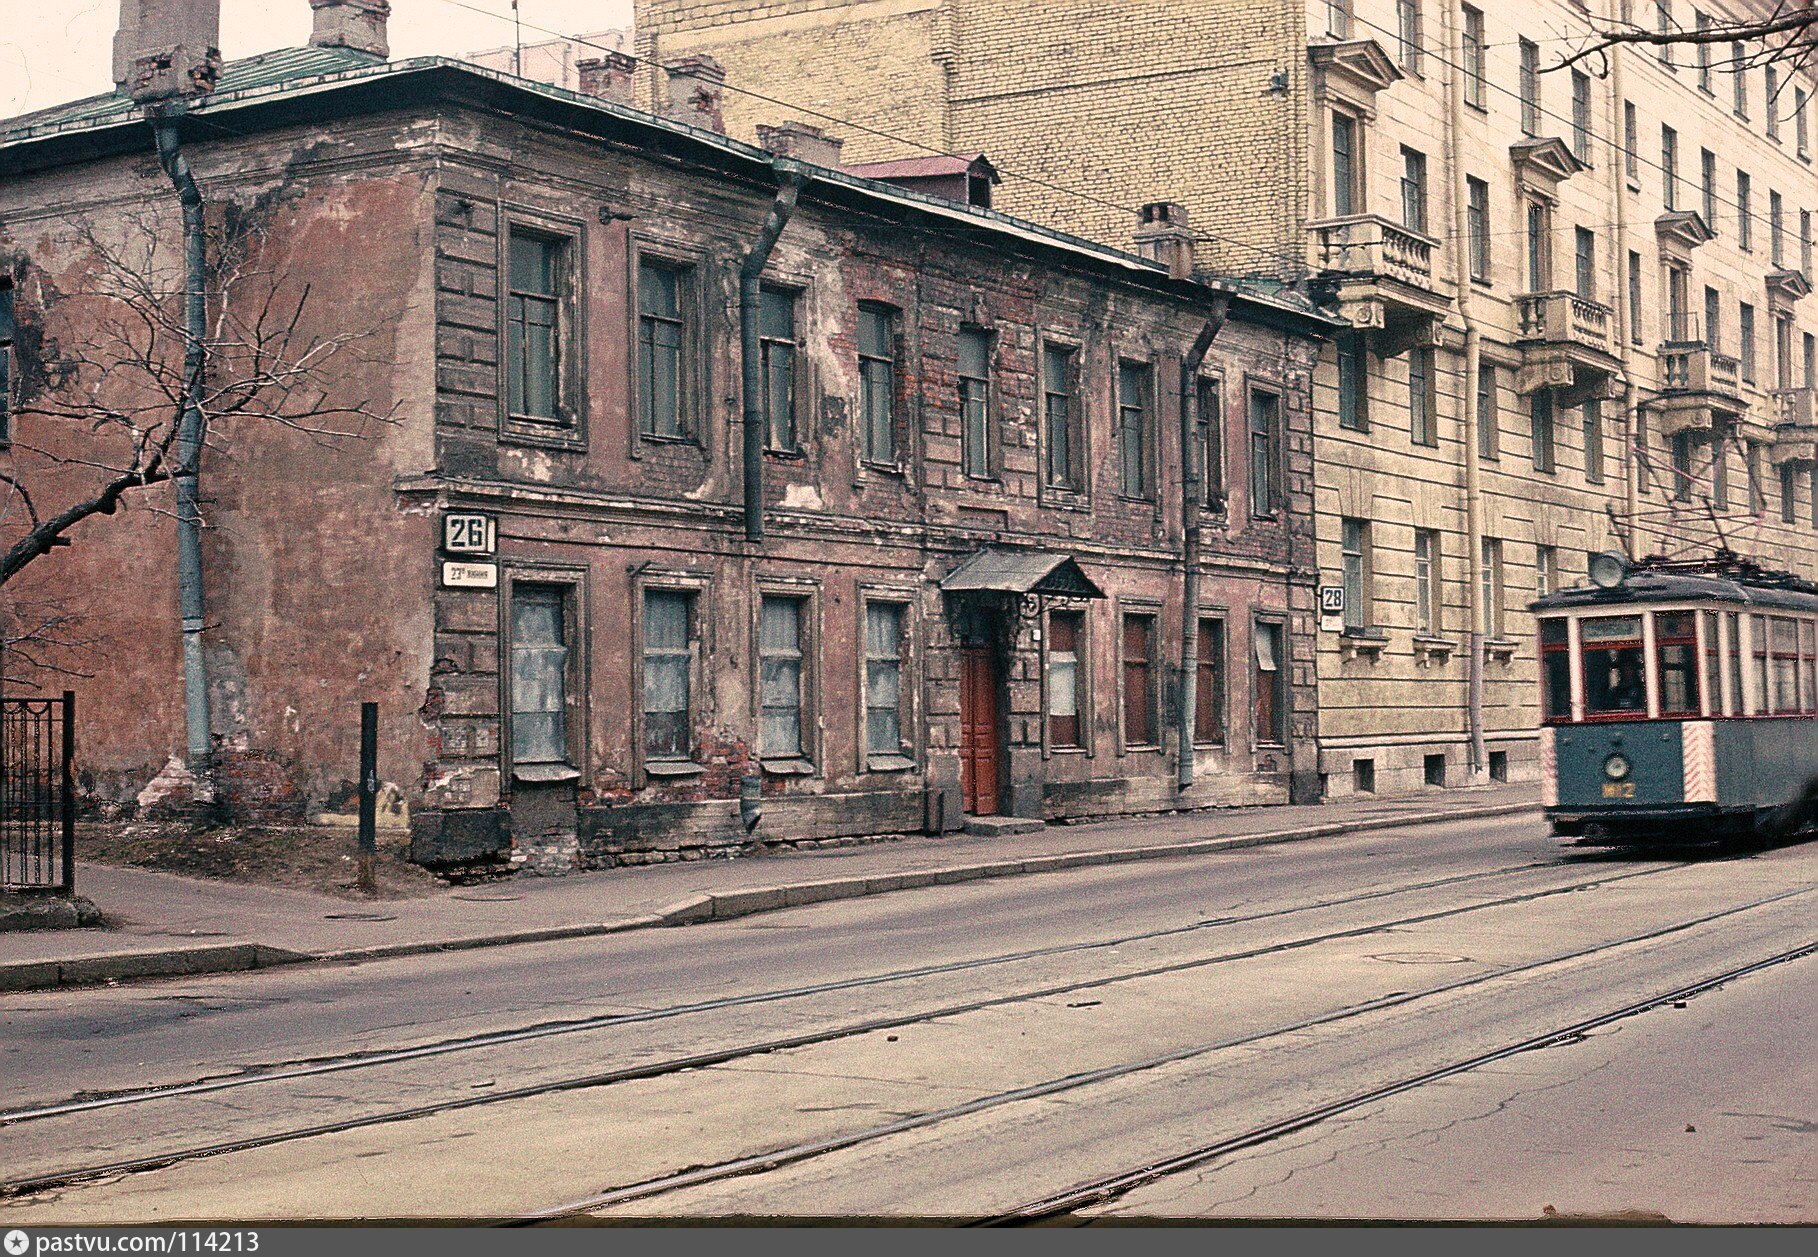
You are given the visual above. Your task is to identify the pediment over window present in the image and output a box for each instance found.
[1768,268,1813,307]
[1509,137,1586,200]
[1655,210,1716,262]
[1309,39,1403,110]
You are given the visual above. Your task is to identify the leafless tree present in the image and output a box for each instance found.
[1556,2,1818,78]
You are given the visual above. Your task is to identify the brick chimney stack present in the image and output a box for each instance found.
[576,51,638,104]
[757,121,844,168]
[113,0,223,103]
[309,0,391,59]
[664,55,727,133]
[1133,202,1196,280]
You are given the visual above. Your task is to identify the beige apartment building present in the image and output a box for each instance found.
[635,0,1818,798]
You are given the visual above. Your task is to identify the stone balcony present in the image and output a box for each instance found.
[1512,291,1622,405]
[1307,214,1453,355]
[1769,387,1818,465]
[1649,340,1749,438]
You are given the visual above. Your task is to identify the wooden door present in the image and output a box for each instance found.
[958,647,1001,816]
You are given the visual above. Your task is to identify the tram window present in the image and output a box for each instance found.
[1725,612,1744,715]
[1655,612,1699,717]
[1753,617,1773,714]
[1581,616,1647,717]
[1801,619,1817,712]
[1772,616,1800,714]
[1541,619,1573,721]
[1702,610,1722,715]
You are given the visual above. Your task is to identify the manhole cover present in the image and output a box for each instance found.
[1369,951,1472,965]
[323,912,396,922]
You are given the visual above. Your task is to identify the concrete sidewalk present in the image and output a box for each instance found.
[0,785,1541,992]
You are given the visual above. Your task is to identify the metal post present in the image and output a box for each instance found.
[357,701,378,895]
[60,690,75,895]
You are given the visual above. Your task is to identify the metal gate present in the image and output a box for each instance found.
[1,691,75,893]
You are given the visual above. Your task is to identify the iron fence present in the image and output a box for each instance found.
[1,691,75,893]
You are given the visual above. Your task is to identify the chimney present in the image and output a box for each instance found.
[576,51,637,104]
[756,121,844,168]
[664,55,726,133]
[113,0,223,103]
[308,0,391,59]
[1134,201,1195,279]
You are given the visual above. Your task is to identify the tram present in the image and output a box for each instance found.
[1534,551,1818,847]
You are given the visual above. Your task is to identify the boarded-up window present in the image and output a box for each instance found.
[510,586,568,764]
[1195,617,1226,745]
[1048,611,1083,748]
[642,590,693,760]
[1122,613,1157,747]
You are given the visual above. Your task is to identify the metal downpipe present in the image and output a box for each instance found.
[152,111,213,770]
[739,164,805,544]
[1176,297,1230,791]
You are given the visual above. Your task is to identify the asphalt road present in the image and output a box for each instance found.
[1,813,1812,1224]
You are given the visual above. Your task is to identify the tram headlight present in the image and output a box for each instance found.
[1604,753,1632,782]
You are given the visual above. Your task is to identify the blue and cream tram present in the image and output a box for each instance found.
[1534,553,1818,846]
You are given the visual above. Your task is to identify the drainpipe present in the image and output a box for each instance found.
[1176,294,1232,791]
[1608,28,1642,558]
[1444,1,1488,779]
[739,162,806,543]
[152,108,214,770]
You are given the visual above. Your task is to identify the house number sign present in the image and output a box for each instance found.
[443,512,496,555]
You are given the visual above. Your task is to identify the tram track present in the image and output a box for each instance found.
[0,851,1669,1127]
[506,882,1818,1222]
[0,854,1708,1200]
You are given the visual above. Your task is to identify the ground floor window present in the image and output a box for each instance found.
[1195,617,1227,745]
[865,602,907,762]
[643,589,695,762]
[759,595,808,760]
[1253,621,1286,745]
[1047,610,1083,748]
[1121,612,1158,748]
[510,584,570,766]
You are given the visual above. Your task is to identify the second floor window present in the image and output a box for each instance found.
[759,287,798,451]
[1467,177,1490,280]
[1043,344,1082,491]
[1413,528,1440,635]
[1527,200,1552,292]
[1532,391,1557,473]
[1706,285,1723,351]
[1574,227,1596,300]
[1117,361,1153,499]
[1400,146,1427,233]
[1409,346,1437,446]
[1198,377,1225,510]
[1331,112,1359,217]
[506,230,566,425]
[1629,251,1645,345]
[1337,333,1367,432]
[1249,389,1282,517]
[1482,538,1505,638]
[958,326,993,479]
[1519,39,1541,137]
[1341,517,1372,630]
[1583,400,1605,484]
[638,261,687,438]
[858,303,897,464]
[1741,302,1757,382]
[1477,363,1500,461]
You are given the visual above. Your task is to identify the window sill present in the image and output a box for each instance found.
[1485,638,1520,664]
[764,447,806,461]
[501,419,584,450]
[644,759,705,778]
[1339,629,1388,662]
[866,753,918,773]
[513,763,581,784]
[639,432,700,448]
[860,460,906,476]
[1413,635,1458,666]
[760,757,817,776]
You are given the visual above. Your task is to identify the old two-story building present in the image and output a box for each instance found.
[636,0,1818,799]
[0,1,1334,872]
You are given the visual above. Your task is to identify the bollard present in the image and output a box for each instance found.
[356,701,378,895]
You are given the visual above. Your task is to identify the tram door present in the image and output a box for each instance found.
[958,646,1002,816]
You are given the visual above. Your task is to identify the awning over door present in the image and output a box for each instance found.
[939,548,1107,600]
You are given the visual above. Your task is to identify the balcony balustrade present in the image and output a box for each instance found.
[1512,291,1621,404]
[1307,213,1453,355]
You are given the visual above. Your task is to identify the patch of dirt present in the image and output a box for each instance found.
[74,821,447,900]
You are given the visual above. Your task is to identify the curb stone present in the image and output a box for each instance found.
[0,801,1539,993]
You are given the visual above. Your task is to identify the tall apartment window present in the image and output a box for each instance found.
[1696,11,1713,92]
[1341,517,1372,630]
[1253,622,1287,746]
[1798,87,1811,156]
[1705,285,1723,351]
[1526,201,1552,292]
[1195,618,1227,745]
[858,302,897,464]
[1655,1,1674,66]
[1623,101,1639,182]
[506,230,567,425]
[1783,463,1800,525]
[1462,6,1487,109]
[1409,346,1437,446]
[638,261,687,438]
[759,595,808,760]
[1331,112,1359,217]
[1628,250,1645,345]
[1667,262,1690,339]
[1249,389,1282,517]
[1536,544,1558,599]
[1477,363,1500,461]
[1574,227,1597,300]
[1582,400,1605,484]
[1806,331,1817,390]
[1777,313,1796,387]
[1713,429,1731,509]
[1519,39,1541,137]
[958,326,993,479]
[1047,610,1082,749]
[1336,335,1366,431]
[642,589,694,763]
[1701,148,1718,228]
[1741,302,1758,382]
[1400,146,1428,233]
[510,585,569,766]
[759,286,798,451]
[1531,390,1557,473]
[1737,171,1753,250]
[1121,612,1158,747]
[1571,71,1593,163]
[864,602,907,760]
[1326,0,1352,39]
[1747,440,1765,514]
[1671,431,1697,501]
[1466,177,1491,280]
[1117,361,1154,498]
[1803,210,1814,280]
[1771,190,1786,266]
[1661,126,1679,210]
[1482,538,1506,638]
[1733,44,1749,118]
[1397,0,1422,73]
[1767,67,1781,139]
[1198,377,1225,509]
[1413,528,1441,635]
[1042,344,1081,491]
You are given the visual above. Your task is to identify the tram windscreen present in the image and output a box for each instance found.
[1581,616,1646,716]
[1540,620,1572,721]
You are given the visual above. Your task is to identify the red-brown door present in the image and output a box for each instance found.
[958,647,1001,816]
